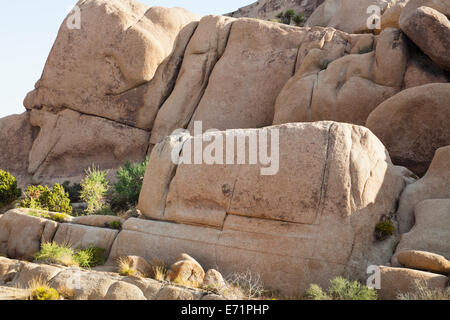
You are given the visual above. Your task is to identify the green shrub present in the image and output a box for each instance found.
[95,204,116,216]
[26,209,71,222]
[35,242,106,268]
[62,181,82,203]
[80,166,109,215]
[20,184,72,214]
[307,277,377,300]
[112,157,148,210]
[0,170,21,207]
[108,221,122,230]
[30,286,60,301]
[293,13,305,27]
[375,218,395,241]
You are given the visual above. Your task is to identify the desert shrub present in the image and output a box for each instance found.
[112,157,149,210]
[20,184,72,214]
[0,170,22,207]
[108,220,122,230]
[80,166,109,215]
[26,209,71,222]
[150,259,168,281]
[62,181,82,203]
[226,270,265,300]
[118,257,138,277]
[28,278,60,301]
[307,277,377,300]
[397,280,450,300]
[35,242,106,268]
[292,13,305,27]
[375,217,395,241]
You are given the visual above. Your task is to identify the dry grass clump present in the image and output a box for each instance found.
[117,257,138,277]
[397,280,450,300]
[150,259,168,282]
[27,277,60,300]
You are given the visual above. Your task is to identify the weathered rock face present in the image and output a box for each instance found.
[0,257,213,300]
[227,0,325,20]
[24,0,200,128]
[377,266,449,300]
[273,28,408,126]
[396,199,450,259]
[130,122,410,294]
[395,146,450,233]
[366,84,450,176]
[27,108,149,183]
[306,0,399,34]
[399,0,450,71]
[396,250,450,275]
[0,112,38,186]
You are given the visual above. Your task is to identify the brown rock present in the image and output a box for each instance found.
[274,28,407,126]
[378,266,449,300]
[396,199,450,259]
[400,1,450,71]
[120,256,152,277]
[155,285,199,300]
[28,108,149,184]
[72,215,124,229]
[24,0,200,127]
[53,223,118,255]
[0,112,37,185]
[125,122,411,294]
[166,254,205,288]
[149,15,235,145]
[396,250,450,275]
[306,0,396,34]
[121,276,163,300]
[0,209,58,260]
[366,84,450,176]
[203,269,227,291]
[395,147,450,233]
[403,55,448,89]
[103,281,146,300]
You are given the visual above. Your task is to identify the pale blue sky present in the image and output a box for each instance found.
[0,0,252,118]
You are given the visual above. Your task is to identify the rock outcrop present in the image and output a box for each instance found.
[366,84,450,176]
[132,122,410,294]
[395,147,450,233]
[228,0,325,21]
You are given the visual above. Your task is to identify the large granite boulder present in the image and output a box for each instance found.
[366,84,450,176]
[273,28,408,126]
[121,122,411,294]
[395,146,450,233]
[24,0,200,128]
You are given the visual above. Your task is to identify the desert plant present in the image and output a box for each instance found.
[35,242,105,268]
[26,209,71,222]
[293,13,305,27]
[0,170,22,207]
[28,277,60,301]
[226,269,265,300]
[307,277,377,300]
[20,184,72,214]
[80,166,109,215]
[118,257,138,277]
[62,181,82,203]
[112,157,149,210]
[150,259,168,281]
[397,280,450,300]
[375,217,395,241]
[108,220,122,230]
[276,9,299,25]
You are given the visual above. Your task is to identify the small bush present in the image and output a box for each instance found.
[112,157,149,210]
[80,166,109,215]
[375,217,395,241]
[28,278,60,301]
[118,258,138,277]
[62,181,82,203]
[0,170,22,207]
[226,270,265,300]
[35,242,106,268]
[307,277,377,300]
[95,204,116,216]
[20,184,72,214]
[108,221,122,230]
[293,13,305,27]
